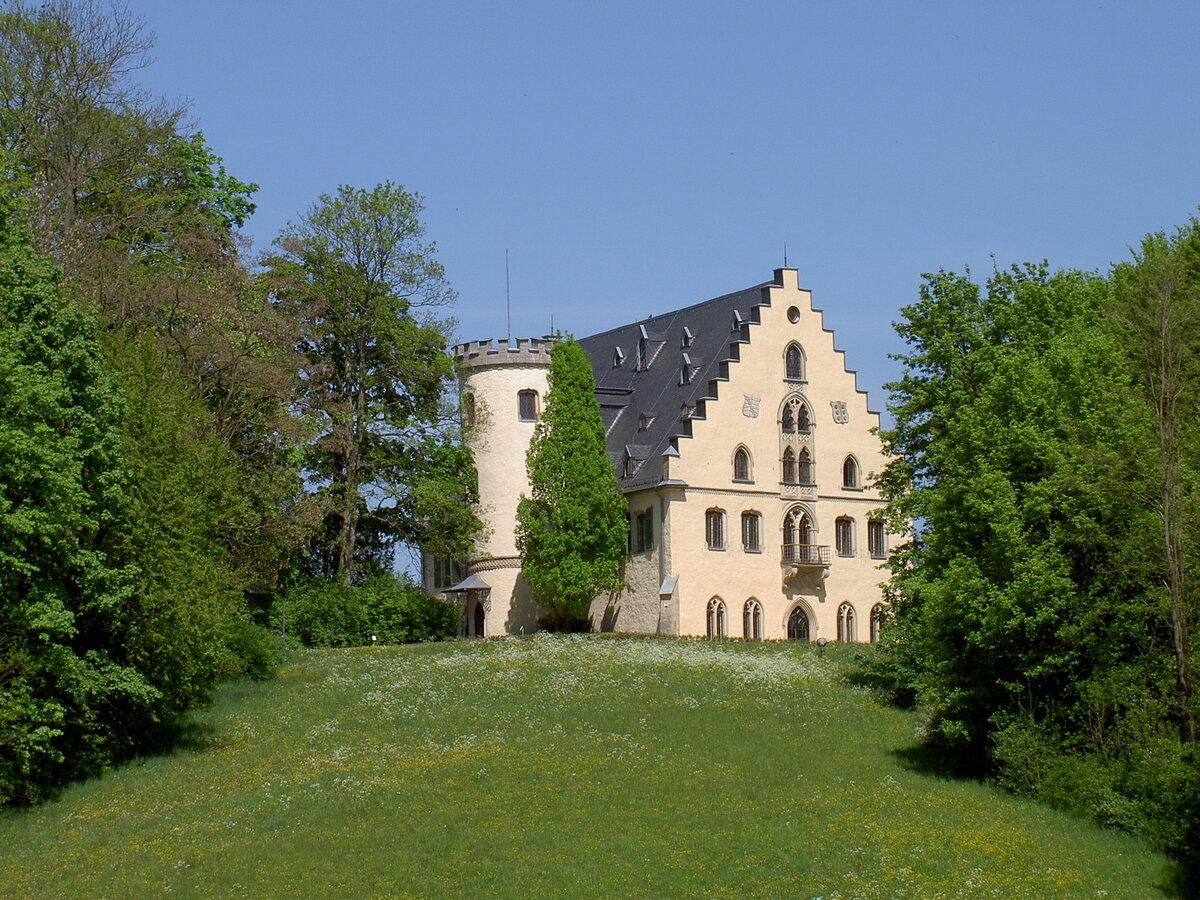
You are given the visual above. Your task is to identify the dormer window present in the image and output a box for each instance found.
[636,337,647,371]
[613,346,626,368]
[682,326,694,348]
[623,456,636,478]
[680,353,693,385]
[731,310,743,333]
[638,413,650,431]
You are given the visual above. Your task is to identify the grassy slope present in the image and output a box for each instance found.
[0,637,1174,899]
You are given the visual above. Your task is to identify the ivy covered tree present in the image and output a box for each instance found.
[516,338,626,630]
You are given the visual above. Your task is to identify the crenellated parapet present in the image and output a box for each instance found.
[453,336,558,369]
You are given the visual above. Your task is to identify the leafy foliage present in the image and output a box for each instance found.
[266,183,480,584]
[0,193,147,801]
[281,576,457,647]
[516,338,627,629]
[875,237,1200,871]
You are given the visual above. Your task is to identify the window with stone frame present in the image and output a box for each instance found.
[518,389,538,422]
[785,342,805,380]
[870,603,885,642]
[842,455,859,489]
[743,599,762,640]
[781,396,811,434]
[635,511,653,553]
[733,447,752,482]
[868,519,886,559]
[835,516,855,557]
[707,598,727,637]
[797,448,813,485]
[705,509,726,550]
[837,602,857,642]
[741,511,761,552]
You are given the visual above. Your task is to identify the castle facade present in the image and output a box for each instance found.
[428,267,893,641]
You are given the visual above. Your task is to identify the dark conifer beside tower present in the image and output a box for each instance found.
[516,338,626,629]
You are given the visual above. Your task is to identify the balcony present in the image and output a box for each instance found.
[781,543,831,572]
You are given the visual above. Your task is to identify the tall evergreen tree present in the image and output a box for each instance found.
[516,338,626,630]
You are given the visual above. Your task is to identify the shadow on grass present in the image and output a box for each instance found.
[1157,862,1199,899]
[140,715,224,756]
[888,741,989,782]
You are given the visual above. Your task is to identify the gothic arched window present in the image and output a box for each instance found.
[785,343,805,380]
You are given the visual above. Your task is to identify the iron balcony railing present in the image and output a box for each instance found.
[781,544,831,567]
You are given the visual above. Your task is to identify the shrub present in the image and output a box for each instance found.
[220,619,284,681]
[282,581,369,647]
[281,576,457,647]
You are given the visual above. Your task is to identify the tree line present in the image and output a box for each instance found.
[874,223,1200,872]
[0,0,479,804]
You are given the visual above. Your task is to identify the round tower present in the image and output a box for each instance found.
[451,336,556,635]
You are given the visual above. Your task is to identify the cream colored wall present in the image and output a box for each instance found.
[639,269,894,641]
[462,361,549,561]
[457,344,552,634]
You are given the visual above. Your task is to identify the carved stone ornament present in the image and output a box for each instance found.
[742,395,761,418]
[830,401,849,424]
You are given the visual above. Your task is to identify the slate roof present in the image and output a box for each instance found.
[577,278,774,493]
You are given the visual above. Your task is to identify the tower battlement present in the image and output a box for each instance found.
[453,336,557,369]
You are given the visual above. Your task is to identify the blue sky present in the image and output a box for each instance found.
[128,0,1200,412]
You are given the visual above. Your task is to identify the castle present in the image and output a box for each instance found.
[426,266,893,641]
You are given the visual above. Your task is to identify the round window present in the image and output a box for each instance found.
[787,306,800,323]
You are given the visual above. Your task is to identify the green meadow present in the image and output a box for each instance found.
[0,637,1175,899]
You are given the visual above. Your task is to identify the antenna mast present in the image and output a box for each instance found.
[783,242,788,267]
[505,249,512,341]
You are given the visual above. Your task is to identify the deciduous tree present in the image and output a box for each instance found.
[1109,220,1200,743]
[267,183,479,584]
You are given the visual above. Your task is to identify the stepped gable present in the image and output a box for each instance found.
[577,279,771,491]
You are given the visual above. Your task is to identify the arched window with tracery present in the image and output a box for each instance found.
[837,603,856,642]
[787,605,810,641]
[707,598,727,638]
[785,343,805,380]
[870,603,885,643]
[797,448,813,485]
[743,599,762,640]
[781,396,811,435]
[733,446,751,482]
[783,508,814,563]
[782,447,797,484]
